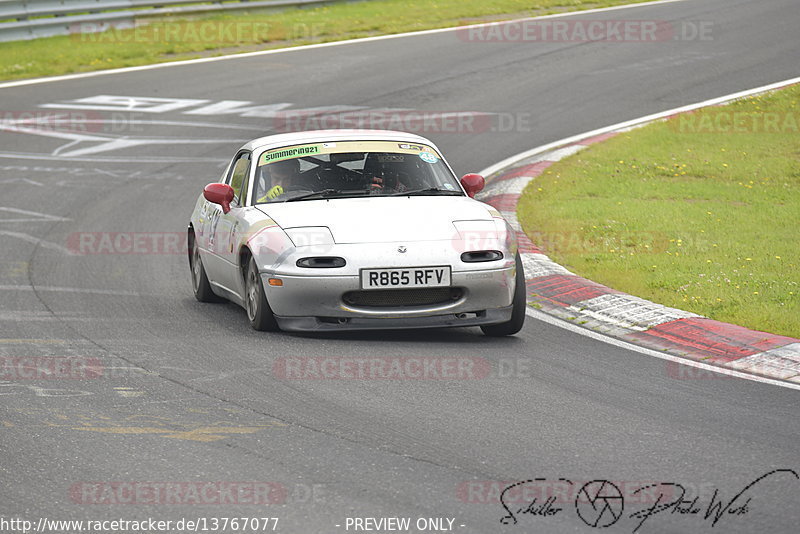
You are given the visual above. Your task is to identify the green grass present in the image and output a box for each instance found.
[518,85,800,338]
[0,0,659,81]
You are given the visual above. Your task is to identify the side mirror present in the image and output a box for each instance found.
[203,183,235,214]
[460,173,485,198]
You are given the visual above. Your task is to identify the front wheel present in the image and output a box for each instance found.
[481,254,526,337]
[190,233,222,303]
[245,257,279,331]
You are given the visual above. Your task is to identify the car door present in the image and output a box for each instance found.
[204,151,251,296]
[195,165,228,259]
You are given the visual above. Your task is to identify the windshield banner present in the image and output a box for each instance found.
[258,141,438,166]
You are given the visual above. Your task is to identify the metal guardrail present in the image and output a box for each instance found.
[0,0,360,42]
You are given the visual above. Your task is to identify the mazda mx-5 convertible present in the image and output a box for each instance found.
[188,129,525,335]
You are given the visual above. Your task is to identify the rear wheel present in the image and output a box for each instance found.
[245,257,279,331]
[480,254,526,337]
[189,233,222,303]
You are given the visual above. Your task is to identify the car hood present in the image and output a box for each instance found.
[256,196,493,244]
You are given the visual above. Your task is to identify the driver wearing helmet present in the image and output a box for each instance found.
[257,158,300,202]
[366,154,413,193]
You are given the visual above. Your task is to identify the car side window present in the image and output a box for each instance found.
[226,152,251,207]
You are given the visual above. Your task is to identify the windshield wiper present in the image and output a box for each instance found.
[282,189,370,202]
[388,187,463,197]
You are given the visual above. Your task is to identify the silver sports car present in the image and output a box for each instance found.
[188,130,525,335]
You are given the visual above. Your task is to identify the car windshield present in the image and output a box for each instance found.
[252,140,464,203]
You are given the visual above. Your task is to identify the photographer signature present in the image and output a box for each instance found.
[498,469,798,532]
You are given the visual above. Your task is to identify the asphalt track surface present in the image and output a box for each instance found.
[1,0,799,532]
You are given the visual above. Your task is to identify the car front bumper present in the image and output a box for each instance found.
[274,305,513,332]
[262,264,516,331]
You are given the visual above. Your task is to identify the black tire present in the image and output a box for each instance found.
[245,257,280,331]
[189,232,223,303]
[480,254,526,337]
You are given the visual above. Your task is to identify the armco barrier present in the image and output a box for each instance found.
[0,0,369,42]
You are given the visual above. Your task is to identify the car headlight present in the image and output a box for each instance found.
[452,220,501,251]
[284,227,335,254]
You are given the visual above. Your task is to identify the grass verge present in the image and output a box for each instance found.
[517,85,800,338]
[0,0,659,81]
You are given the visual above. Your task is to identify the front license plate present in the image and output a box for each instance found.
[361,267,451,289]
